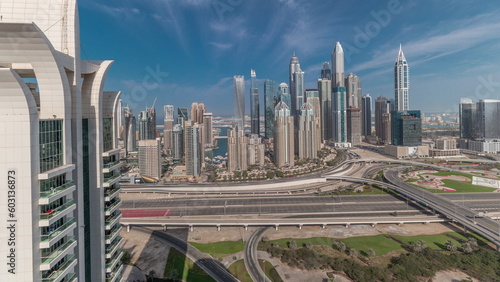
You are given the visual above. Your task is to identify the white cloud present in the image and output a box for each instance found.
[209,42,233,50]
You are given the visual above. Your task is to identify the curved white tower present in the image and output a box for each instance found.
[395,44,410,111]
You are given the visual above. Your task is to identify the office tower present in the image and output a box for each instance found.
[177,107,189,127]
[318,78,333,141]
[250,69,260,135]
[298,102,321,159]
[190,102,206,125]
[278,82,292,110]
[184,121,202,177]
[332,42,347,143]
[345,73,362,108]
[172,124,184,160]
[395,45,410,111]
[138,139,161,180]
[123,107,137,153]
[375,96,396,143]
[274,101,295,167]
[391,110,422,146]
[476,99,500,139]
[264,79,278,139]
[0,1,123,281]
[234,75,245,130]
[459,98,477,139]
[227,127,248,172]
[138,109,156,140]
[247,134,265,166]
[321,62,332,80]
[289,54,305,119]
[202,113,213,147]
[347,107,362,145]
[361,94,372,136]
[305,89,321,116]
[164,105,175,154]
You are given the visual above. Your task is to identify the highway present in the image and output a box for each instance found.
[133,227,238,282]
[244,227,271,282]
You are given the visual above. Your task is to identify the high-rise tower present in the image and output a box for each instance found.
[298,102,321,159]
[361,94,372,136]
[274,102,295,167]
[289,54,304,119]
[250,69,260,136]
[332,42,347,143]
[395,45,409,111]
[233,75,245,130]
[332,42,345,88]
[164,105,174,154]
[318,78,332,141]
[321,62,332,80]
[264,80,278,139]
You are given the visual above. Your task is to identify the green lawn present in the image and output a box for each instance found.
[259,237,335,251]
[404,170,497,193]
[340,234,402,256]
[227,259,253,282]
[258,260,284,282]
[391,232,468,250]
[189,241,245,258]
[163,248,216,282]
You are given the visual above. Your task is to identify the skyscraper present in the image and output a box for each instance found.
[164,105,174,154]
[202,113,214,147]
[395,45,410,111]
[347,107,362,145]
[375,96,395,144]
[391,110,422,146]
[0,2,123,280]
[172,124,184,160]
[177,107,188,127]
[138,139,162,180]
[184,121,202,177]
[298,102,321,159]
[278,82,292,110]
[332,42,347,143]
[318,78,332,141]
[250,69,260,135]
[190,102,206,125]
[289,54,305,119]
[234,75,245,130]
[247,134,265,166]
[274,102,295,167]
[123,107,137,153]
[459,98,477,139]
[147,106,157,137]
[321,62,332,80]
[345,73,362,108]
[227,127,248,172]
[361,94,372,136]
[264,79,278,139]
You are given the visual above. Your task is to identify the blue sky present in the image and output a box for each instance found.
[79,0,500,117]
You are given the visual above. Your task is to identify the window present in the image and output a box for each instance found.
[39,120,63,173]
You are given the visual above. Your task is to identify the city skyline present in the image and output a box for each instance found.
[79,0,500,116]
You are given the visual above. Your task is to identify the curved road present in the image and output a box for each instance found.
[244,227,271,282]
[133,227,238,282]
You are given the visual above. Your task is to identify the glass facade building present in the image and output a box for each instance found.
[391,110,422,146]
[264,79,278,139]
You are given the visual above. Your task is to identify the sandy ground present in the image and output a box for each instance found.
[432,270,478,282]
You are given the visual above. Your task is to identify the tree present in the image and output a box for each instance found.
[242,170,248,178]
[121,251,131,265]
[367,248,376,257]
[410,240,427,253]
[467,237,478,249]
[288,240,297,249]
[349,248,358,257]
[305,242,313,249]
[461,242,474,254]
[336,241,347,252]
[266,171,275,179]
[445,240,457,252]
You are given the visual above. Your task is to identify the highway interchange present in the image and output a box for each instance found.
[120,149,500,281]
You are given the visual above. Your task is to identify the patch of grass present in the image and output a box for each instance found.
[440,179,497,193]
[258,259,283,282]
[189,241,245,258]
[340,234,402,256]
[164,248,216,282]
[338,186,395,195]
[391,232,465,250]
[227,259,252,282]
[258,237,334,251]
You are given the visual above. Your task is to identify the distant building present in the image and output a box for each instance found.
[138,139,161,179]
[375,96,396,143]
[345,73,362,108]
[332,42,347,143]
[347,107,362,145]
[264,79,278,139]
[361,94,372,136]
[391,110,422,146]
[321,62,332,80]
[184,121,202,177]
[227,126,248,172]
[278,82,292,110]
[123,107,137,152]
[202,113,213,147]
[138,109,156,140]
[459,98,477,139]
[248,134,265,166]
[172,124,184,160]
[395,45,410,111]
[385,145,429,159]
[177,107,188,127]
[318,78,332,141]
[250,69,260,135]
[298,102,321,159]
[190,102,206,125]
[290,53,305,121]
[274,101,295,167]
[164,105,174,154]
[234,75,245,129]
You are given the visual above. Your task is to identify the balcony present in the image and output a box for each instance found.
[40,200,76,227]
[40,219,76,249]
[40,237,77,271]
[103,148,121,157]
[106,263,124,282]
[38,164,75,180]
[105,213,122,230]
[106,237,123,259]
[105,199,122,216]
[105,225,122,244]
[103,160,121,173]
[39,181,76,205]
[104,185,121,202]
[106,251,123,273]
[103,173,121,188]
[41,254,77,282]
